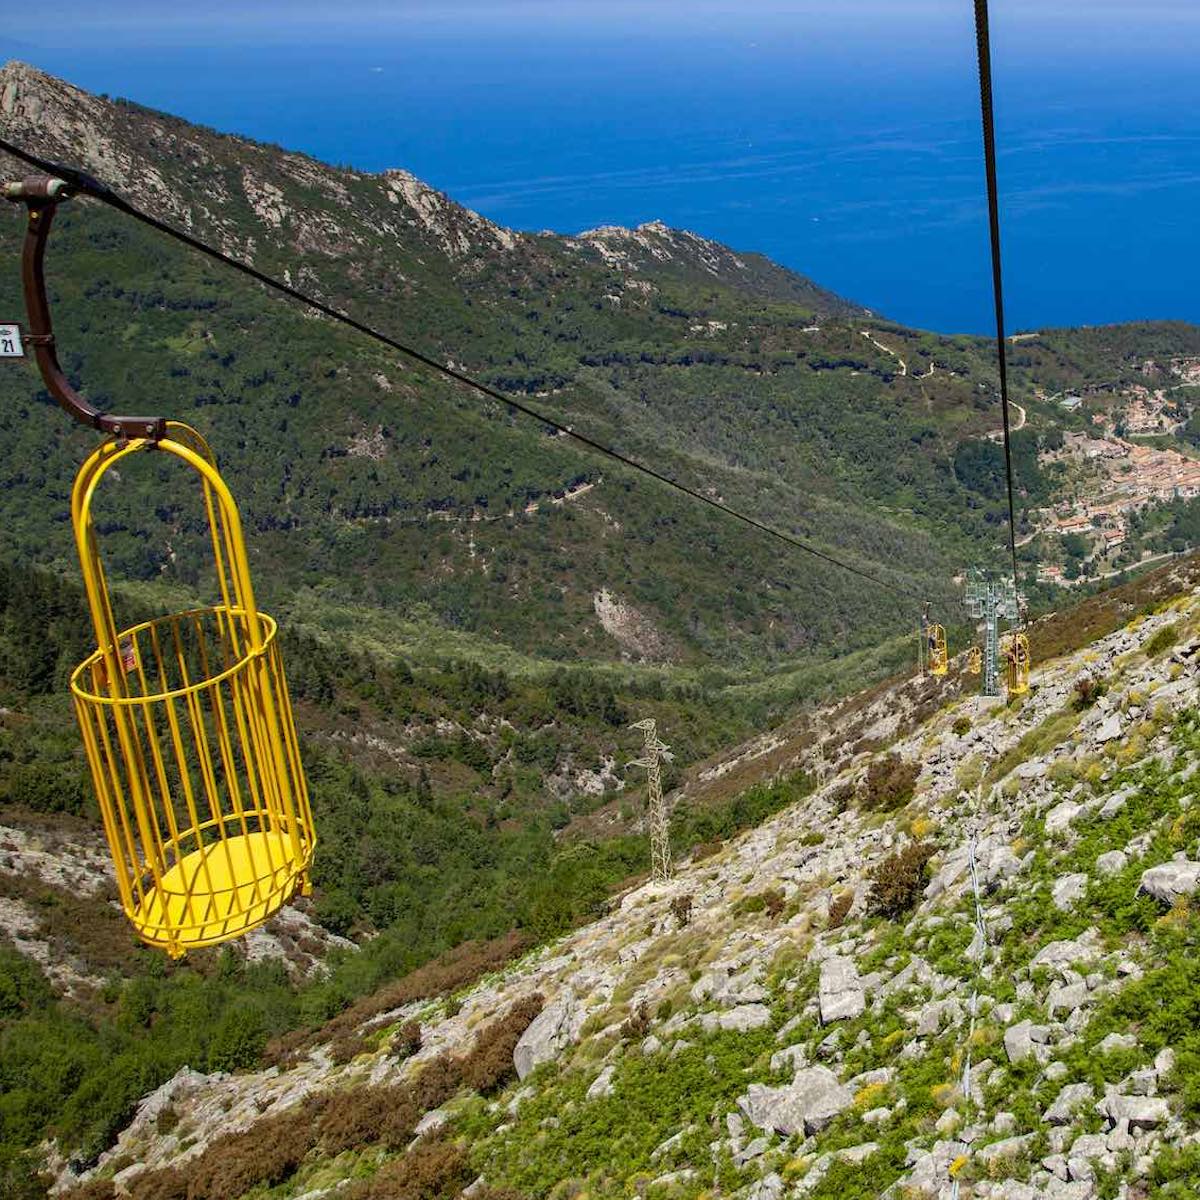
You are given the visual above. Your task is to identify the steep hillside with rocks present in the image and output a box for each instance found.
[47,567,1200,1200]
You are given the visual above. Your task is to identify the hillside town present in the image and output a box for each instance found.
[1033,359,1200,585]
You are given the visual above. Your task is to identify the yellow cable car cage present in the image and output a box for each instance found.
[923,619,948,677]
[9,176,315,956]
[966,646,982,675]
[1004,632,1031,696]
[71,426,315,956]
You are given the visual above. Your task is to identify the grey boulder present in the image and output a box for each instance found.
[737,1066,853,1136]
[818,955,865,1024]
[513,992,583,1080]
[1138,860,1200,905]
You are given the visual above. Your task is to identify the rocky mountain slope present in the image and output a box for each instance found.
[38,560,1200,1200]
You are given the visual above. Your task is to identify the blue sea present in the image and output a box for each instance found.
[6,1,1200,335]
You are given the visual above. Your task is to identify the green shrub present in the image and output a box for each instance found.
[868,842,935,919]
[735,888,786,918]
[0,1148,50,1200]
[952,716,972,737]
[206,1008,266,1073]
[1145,623,1180,658]
[3,763,87,815]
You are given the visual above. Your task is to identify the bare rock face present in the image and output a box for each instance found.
[1137,860,1200,905]
[737,1066,853,1136]
[1032,929,1102,974]
[1051,872,1089,911]
[1004,1019,1051,1065]
[592,588,672,663]
[1044,1082,1094,1125]
[818,955,865,1025]
[1096,1093,1170,1129]
[513,991,583,1080]
[586,1064,616,1100]
[699,1004,772,1034]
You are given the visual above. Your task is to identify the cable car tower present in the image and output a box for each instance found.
[628,718,673,883]
[964,570,1020,698]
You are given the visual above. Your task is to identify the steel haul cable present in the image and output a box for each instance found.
[0,135,925,604]
[973,0,1024,611]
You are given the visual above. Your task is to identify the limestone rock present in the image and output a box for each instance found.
[1046,802,1083,834]
[747,1173,783,1200]
[770,1043,808,1075]
[976,1134,1034,1165]
[1052,873,1089,911]
[587,1064,616,1100]
[818,955,864,1024]
[414,1107,450,1137]
[1048,981,1092,1017]
[1096,1093,1170,1129]
[700,1004,772,1034]
[1032,929,1101,973]
[1138,860,1200,905]
[737,1066,853,1136]
[1045,1082,1094,1125]
[835,1142,878,1164]
[1004,1020,1043,1064]
[514,992,583,1080]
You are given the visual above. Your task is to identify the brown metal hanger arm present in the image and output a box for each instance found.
[4,174,165,441]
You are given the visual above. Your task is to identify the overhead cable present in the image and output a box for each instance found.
[972,0,1024,611]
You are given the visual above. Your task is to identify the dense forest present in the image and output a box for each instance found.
[8,65,1195,682]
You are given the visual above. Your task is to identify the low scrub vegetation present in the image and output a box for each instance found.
[122,996,543,1200]
[859,754,920,813]
[868,841,935,919]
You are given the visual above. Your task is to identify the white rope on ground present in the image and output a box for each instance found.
[949,782,992,1200]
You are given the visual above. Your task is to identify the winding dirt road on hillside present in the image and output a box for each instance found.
[860,329,907,376]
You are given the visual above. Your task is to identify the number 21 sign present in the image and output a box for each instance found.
[0,323,25,357]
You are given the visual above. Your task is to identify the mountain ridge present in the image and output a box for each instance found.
[0,61,859,317]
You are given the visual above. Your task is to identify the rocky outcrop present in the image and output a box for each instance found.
[738,1067,853,1136]
[42,574,1200,1200]
[817,955,865,1024]
[1138,859,1200,905]
[513,991,584,1080]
